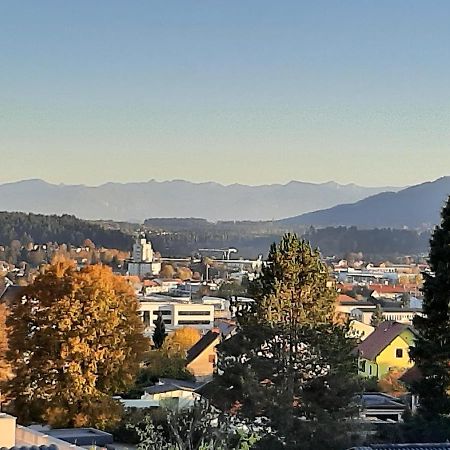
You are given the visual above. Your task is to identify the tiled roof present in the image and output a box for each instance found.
[186,330,220,365]
[369,284,407,294]
[357,321,412,361]
[349,445,450,449]
[338,294,358,303]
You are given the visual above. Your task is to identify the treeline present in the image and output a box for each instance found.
[0,212,133,250]
[305,227,431,259]
[145,220,431,259]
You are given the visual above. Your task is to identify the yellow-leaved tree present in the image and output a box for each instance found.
[5,258,149,429]
[162,327,201,356]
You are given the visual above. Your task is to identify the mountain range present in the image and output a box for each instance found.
[280,176,450,229]
[0,179,399,222]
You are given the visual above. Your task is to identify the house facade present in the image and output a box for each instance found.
[357,321,415,379]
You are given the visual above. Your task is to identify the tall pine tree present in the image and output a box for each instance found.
[411,195,450,417]
[209,234,360,450]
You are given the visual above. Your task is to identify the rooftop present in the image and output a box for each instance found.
[357,321,413,360]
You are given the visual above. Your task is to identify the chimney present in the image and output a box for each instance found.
[0,413,16,448]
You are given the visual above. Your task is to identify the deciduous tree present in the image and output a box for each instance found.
[5,258,149,428]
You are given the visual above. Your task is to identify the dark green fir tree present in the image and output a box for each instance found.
[411,195,450,418]
[208,234,360,450]
[152,312,167,349]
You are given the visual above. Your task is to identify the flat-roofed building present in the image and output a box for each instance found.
[139,298,214,334]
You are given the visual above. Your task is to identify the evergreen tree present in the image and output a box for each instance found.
[370,304,384,327]
[4,258,149,428]
[209,234,360,450]
[411,195,450,418]
[153,312,167,349]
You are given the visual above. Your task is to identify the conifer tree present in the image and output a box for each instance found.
[209,234,360,450]
[5,258,149,428]
[153,312,167,349]
[411,195,450,417]
[370,304,384,327]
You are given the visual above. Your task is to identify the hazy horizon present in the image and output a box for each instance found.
[0,176,423,189]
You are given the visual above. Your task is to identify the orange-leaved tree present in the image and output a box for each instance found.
[5,258,149,429]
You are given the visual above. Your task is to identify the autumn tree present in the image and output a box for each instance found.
[162,327,201,357]
[209,234,360,450]
[0,303,10,383]
[5,258,149,429]
[176,266,193,281]
[160,264,175,279]
[411,195,450,418]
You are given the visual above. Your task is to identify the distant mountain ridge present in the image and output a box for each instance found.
[0,179,399,222]
[280,176,450,229]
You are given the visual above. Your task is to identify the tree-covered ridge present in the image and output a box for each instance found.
[0,212,133,250]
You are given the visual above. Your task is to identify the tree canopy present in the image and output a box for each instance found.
[411,195,450,417]
[209,234,360,450]
[5,259,149,428]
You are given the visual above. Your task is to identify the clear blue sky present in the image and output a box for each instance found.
[1,1,450,187]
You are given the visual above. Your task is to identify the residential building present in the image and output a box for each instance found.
[186,330,221,381]
[357,321,416,379]
[351,307,422,325]
[359,392,406,423]
[140,378,207,410]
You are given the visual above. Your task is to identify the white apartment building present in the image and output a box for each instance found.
[139,298,215,334]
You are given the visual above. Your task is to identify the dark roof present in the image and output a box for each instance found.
[144,378,206,394]
[186,330,220,365]
[357,321,412,360]
[0,285,25,305]
[348,445,450,449]
[46,428,113,446]
[361,392,405,411]
[399,365,422,385]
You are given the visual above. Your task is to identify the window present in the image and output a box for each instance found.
[396,348,403,358]
[153,310,171,315]
[208,354,215,363]
[178,311,211,316]
[178,320,211,325]
[369,365,372,375]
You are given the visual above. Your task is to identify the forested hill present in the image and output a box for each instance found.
[0,212,133,250]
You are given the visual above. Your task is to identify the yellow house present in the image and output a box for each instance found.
[186,330,220,381]
[357,321,416,380]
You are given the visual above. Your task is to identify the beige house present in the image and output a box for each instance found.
[186,330,221,381]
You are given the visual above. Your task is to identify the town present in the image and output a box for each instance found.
[0,196,449,450]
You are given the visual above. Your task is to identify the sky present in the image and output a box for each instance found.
[1,1,450,188]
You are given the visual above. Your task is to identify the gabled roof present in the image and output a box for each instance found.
[338,294,357,303]
[186,330,220,365]
[357,321,413,361]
